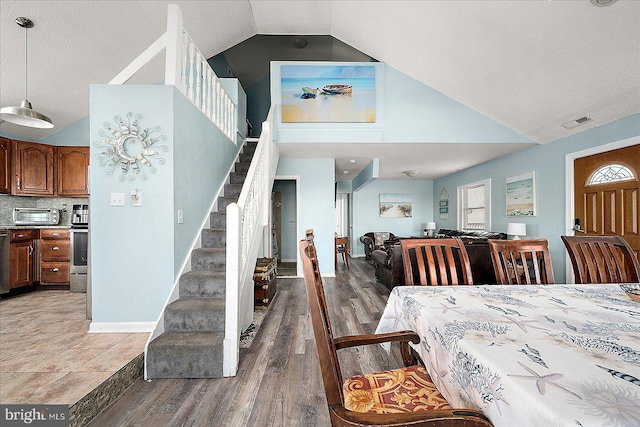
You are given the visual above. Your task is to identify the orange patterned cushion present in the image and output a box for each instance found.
[343,365,452,413]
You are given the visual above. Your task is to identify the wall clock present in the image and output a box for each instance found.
[94,112,168,181]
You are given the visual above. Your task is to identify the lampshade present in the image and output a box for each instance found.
[0,17,54,129]
[0,100,53,129]
[426,222,436,230]
[507,223,526,239]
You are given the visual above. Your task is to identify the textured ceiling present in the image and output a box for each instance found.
[0,0,638,180]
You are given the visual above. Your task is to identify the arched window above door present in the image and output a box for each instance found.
[586,164,635,185]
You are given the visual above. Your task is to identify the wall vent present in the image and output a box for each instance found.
[561,116,593,129]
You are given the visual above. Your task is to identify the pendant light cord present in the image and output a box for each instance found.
[24,23,28,100]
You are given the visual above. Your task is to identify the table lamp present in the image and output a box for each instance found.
[507,222,526,240]
[425,221,436,238]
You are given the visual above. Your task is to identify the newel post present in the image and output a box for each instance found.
[165,4,184,88]
[224,202,241,377]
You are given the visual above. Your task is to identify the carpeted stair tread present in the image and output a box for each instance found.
[164,298,225,332]
[201,228,226,248]
[179,270,226,297]
[191,248,226,271]
[146,331,225,378]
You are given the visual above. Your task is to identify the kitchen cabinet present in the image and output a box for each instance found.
[0,137,10,194]
[12,140,55,196]
[9,229,38,289]
[57,146,90,197]
[40,229,70,285]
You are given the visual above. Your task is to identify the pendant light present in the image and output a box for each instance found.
[0,17,54,129]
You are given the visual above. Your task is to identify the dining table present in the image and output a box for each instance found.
[375,284,640,427]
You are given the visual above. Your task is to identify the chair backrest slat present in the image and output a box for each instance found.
[401,238,473,286]
[561,235,640,284]
[489,239,555,285]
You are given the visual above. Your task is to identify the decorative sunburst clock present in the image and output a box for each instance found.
[94,112,168,181]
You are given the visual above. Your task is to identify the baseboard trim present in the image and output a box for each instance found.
[89,322,155,333]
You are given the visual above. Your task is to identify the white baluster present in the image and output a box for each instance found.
[180,31,189,94]
[194,51,202,110]
[188,40,196,102]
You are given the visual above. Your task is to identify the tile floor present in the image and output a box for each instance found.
[0,290,148,405]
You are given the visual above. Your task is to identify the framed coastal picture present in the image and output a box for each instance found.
[506,171,536,216]
[379,193,412,218]
[280,64,376,123]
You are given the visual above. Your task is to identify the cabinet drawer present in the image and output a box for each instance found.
[40,240,70,261]
[40,262,70,283]
[41,229,70,240]
[10,229,38,241]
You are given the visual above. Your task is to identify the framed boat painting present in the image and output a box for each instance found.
[506,171,536,216]
[280,64,376,123]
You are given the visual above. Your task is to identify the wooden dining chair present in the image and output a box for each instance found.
[400,238,474,286]
[488,239,555,285]
[300,230,493,427]
[561,235,640,284]
[335,236,350,269]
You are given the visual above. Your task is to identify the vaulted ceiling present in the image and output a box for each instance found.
[1,1,638,179]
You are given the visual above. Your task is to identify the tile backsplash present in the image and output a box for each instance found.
[0,194,89,226]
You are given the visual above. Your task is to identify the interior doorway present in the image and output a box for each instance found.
[273,179,298,277]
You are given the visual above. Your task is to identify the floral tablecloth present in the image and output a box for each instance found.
[375,284,640,426]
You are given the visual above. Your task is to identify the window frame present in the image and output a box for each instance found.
[457,178,491,231]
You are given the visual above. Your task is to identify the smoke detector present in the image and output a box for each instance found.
[590,0,617,6]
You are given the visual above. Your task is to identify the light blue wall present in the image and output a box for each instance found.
[40,117,90,146]
[352,179,434,257]
[90,84,243,323]
[434,113,640,282]
[275,158,335,275]
[273,180,297,262]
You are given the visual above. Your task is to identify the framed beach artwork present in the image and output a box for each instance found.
[379,193,412,218]
[506,171,536,216]
[280,64,376,123]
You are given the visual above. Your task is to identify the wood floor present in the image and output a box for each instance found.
[88,257,404,426]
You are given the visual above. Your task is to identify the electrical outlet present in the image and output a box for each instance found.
[132,192,142,207]
[111,192,125,206]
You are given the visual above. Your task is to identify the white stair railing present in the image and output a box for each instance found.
[224,108,279,376]
[110,4,236,141]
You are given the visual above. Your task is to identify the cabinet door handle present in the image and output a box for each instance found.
[17,234,24,238]
[51,268,60,272]
[52,233,60,236]
[17,178,21,189]
[29,243,33,255]
[52,247,59,251]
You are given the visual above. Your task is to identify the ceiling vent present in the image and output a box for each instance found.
[561,116,593,130]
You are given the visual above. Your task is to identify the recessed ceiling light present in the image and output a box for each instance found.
[403,170,420,177]
[349,159,356,164]
[343,170,349,175]
[561,116,593,129]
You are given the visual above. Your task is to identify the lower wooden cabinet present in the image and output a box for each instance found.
[9,229,38,289]
[40,229,70,285]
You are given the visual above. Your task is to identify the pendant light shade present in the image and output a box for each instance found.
[0,100,53,129]
[0,17,54,129]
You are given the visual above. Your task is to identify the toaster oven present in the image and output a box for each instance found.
[13,208,61,226]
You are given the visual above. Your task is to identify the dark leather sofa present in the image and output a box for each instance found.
[371,229,507,290]
[359,232,398,260]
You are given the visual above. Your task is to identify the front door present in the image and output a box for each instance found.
[574,144,640,260]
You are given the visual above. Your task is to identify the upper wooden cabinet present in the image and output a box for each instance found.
[0,137,10,194]
[12,140,55,196]
[57,146,90,197]
[7,140,89,197]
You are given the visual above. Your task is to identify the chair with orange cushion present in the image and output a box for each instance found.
[561,235,640,284]
[400,238,474,286]
[300,230,493,426]
[489,239,555,285]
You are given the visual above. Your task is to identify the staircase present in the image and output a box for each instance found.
[146,140,257,378]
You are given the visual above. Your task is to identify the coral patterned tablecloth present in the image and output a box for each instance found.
[375,284,640,427]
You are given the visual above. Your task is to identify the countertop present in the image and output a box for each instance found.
[0,225,72,230]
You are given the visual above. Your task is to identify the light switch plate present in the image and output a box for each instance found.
[111,192,125,206]
[132,192,142,207]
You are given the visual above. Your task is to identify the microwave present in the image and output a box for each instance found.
[13,208,60,226]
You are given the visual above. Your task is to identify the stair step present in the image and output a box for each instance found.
[164,298,225,332]
[235,162,250,173]
[239,152,253,163]
[209,212,226,228]
[192,248,226,271]
[230,172,247,184]
[202,228,226,248]
[224,183,243,198]
[217,197,238,213]
[146,331,224,378]
[179,270,226,298]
